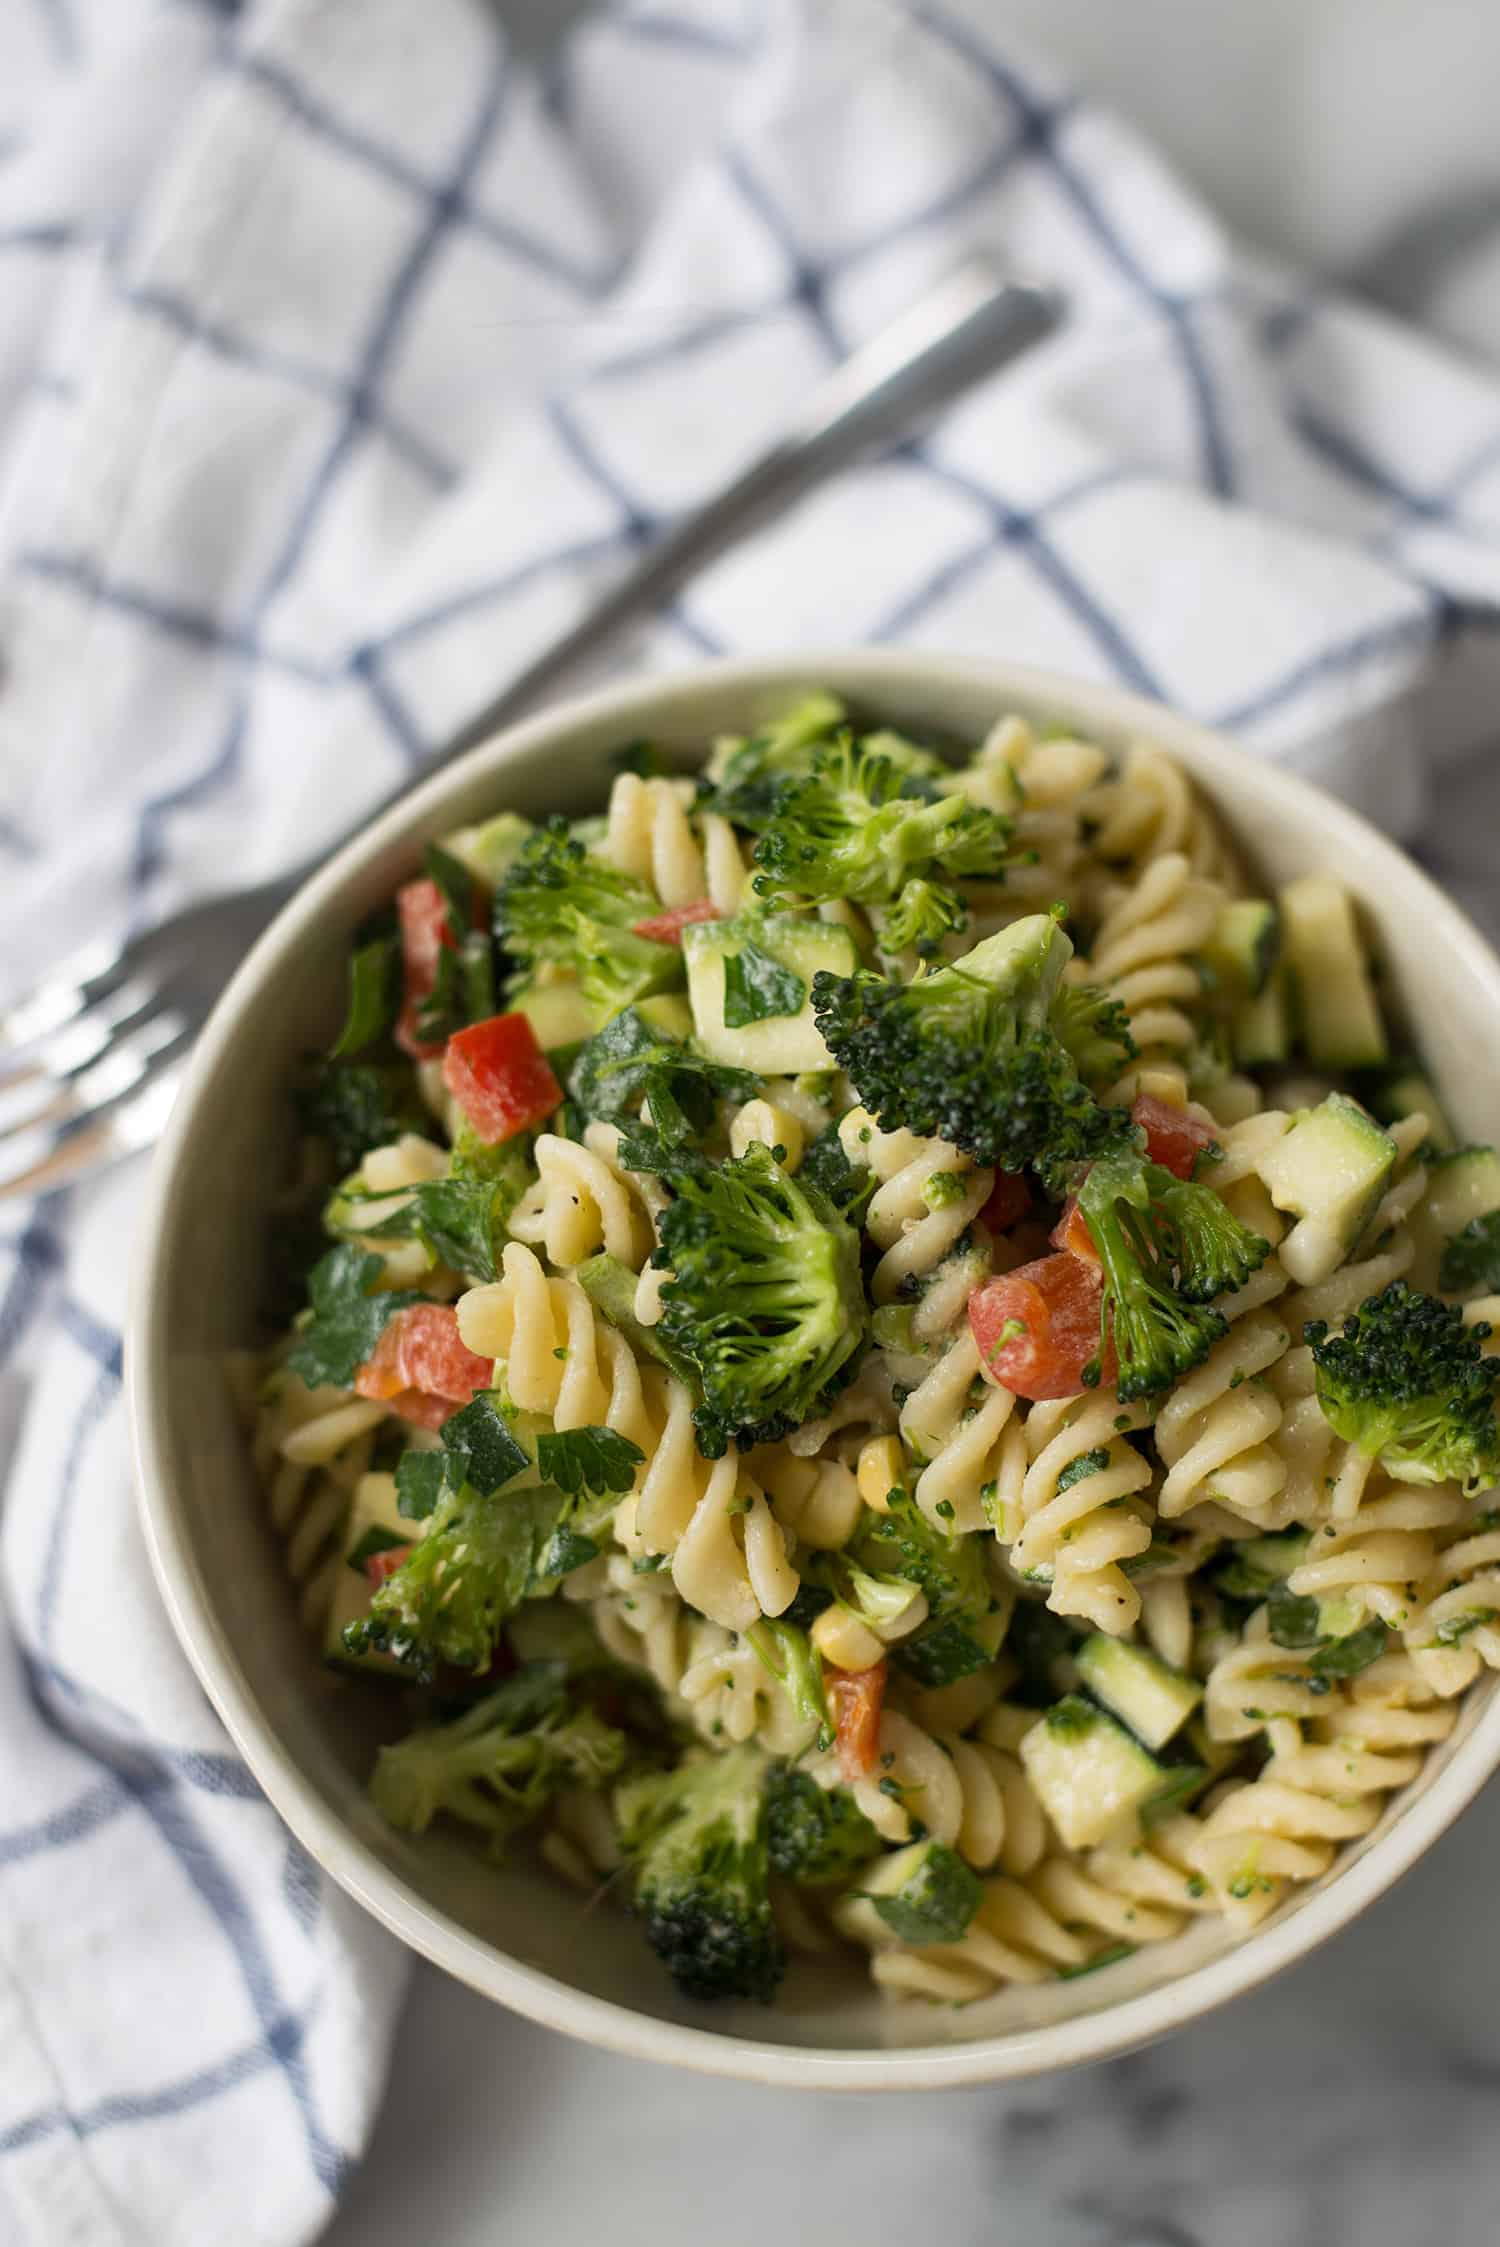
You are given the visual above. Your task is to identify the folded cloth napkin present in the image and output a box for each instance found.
[3,0,1500,2240]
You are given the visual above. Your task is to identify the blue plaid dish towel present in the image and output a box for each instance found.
[4,1,1500,2241]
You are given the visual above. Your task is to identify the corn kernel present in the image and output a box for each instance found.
[729,1099,805,1170]
[857,1434,906,1514]
[811,1603,886,1674]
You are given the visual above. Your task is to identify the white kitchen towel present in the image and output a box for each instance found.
[3,1,1500,2242]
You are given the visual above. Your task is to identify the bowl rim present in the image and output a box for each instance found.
[130,648,1500,2090]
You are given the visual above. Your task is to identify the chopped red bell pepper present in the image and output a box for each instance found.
[442,1011,561,1144]
[395,878,457,1060]
[364,1543,414,1589]
[355,1304,493,1418]
[1131,1093,1218,1180]
[969,1252,1114,1401]
[830,1660,887,1784]
[631,900,720,945]
[979,1169,1033,1234]
[1049,1196,1099,1263]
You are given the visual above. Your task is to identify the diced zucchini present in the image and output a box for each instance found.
[1020,1695,1177,1849]
[1232,968,1291,1068]
[1255,1092,1397,1285]
[1358,1063,1455,1153]
[1075,1635,1203,1752]
[1426,1146,1500,1238]
[441,810,533,885]
[683,912,858,1073]
[323,1471,421,1677]
[635,991,695,1043]
[856,1839,983,1945]
[1279,875,1387,1069]
[509,976,605,1052]
[1201,900,1279,1002]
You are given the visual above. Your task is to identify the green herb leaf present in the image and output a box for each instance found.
[1265,1583,1324,1649]
[366,1175,511,1282]
[568,1007,756,1147]
[330,936,399,1059]
[1307,1619,1389,1678]
[296,1061,427,1172]
[535,1525,600,1580]
[1056,1445,1111,1493]
[395,1450,451,1522]
[425,841,478,936]
[721,940,806,1027]
[286,1248,420,1390]
[441,1393,531,1497]
[346,1524,410,1572]
[535,1425,644,1499]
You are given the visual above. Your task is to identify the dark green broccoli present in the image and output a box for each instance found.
[1149,1170,1269,1304]
[568,1007,757,1147]
[346,1471,560,1678]
[850,1488,1007,1684]
[751,735,1013,908]
[704,695,946,829]
[1306,1280,1500,1495]
[1050,981,1140,1087]
[744,1618,832,1749]
[614,1747,784,2002]
[370,1661,629,1857]
[296,1059,429,1172]
[764,1763,880,1885]
[1077,1153,1266,1401]
[811,913,1136,1185]
[877,876,968,960]
[812,916,1131,1195]
[651,1141,867,1456]
[493,818,681,1014]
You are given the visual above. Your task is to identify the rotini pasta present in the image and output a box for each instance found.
[248,689,1500,2018]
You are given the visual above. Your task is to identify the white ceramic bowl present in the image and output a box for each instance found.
[130,653,1500,2088]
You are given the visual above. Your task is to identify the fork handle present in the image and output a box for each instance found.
[287,264,1058,888]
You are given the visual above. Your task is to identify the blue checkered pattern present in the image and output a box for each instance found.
[3,0,1500,2238]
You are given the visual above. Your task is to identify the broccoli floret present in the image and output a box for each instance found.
[877,877,968,960]
[652,1142,867,1456]
[1306,1280,1500,1495]
[704,695,949,829]
[494,818,681,1014]
[850,1488,1006,1684]
[1441,1211,1500,1295]
[764,1764,880,1885]
[811,913,1137,1184]
[1150,1171,1269,1304]
[1077,1153,1252,1401]
[744,1618,833,1748]
[370,1661,629,1857]
[615,1747,784,2001]
[751,735,1013,908]
[345,1476,560,1678]
[1049,981,1138,1086]
[568,1007,757,1147]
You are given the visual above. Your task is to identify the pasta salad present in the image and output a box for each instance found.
[234,694,1500,2009]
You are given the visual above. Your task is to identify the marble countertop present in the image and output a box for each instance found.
[325,6,1500,2244]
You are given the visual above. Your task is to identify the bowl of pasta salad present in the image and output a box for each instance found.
[130,652,1500,2085]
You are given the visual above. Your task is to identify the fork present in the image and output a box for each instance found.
[0,262,1060,1202]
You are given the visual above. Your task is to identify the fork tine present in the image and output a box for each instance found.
[0,1063,185,1201]
[0,1001,186,1142]
[0,934,130,1055]
[0,974,162,1091]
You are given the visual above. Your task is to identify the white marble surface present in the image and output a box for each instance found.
[325,6,1500,2244]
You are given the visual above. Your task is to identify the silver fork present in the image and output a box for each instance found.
[0,263,1060,1203]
